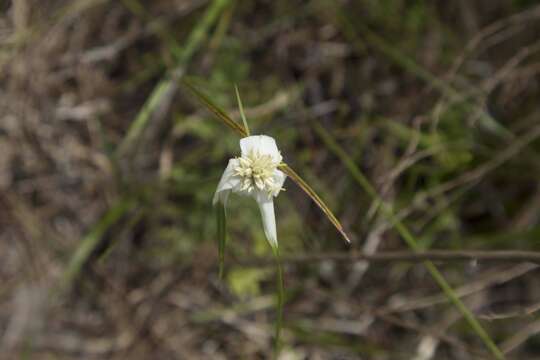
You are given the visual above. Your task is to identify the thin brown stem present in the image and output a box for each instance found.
[237,250,540,267]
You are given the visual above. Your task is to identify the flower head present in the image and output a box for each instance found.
[214,135,286,248]
[234,148,283,196]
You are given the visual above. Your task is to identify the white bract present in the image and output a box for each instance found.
[213,135,286,248]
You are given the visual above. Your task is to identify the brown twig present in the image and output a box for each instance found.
[237,250,540,267]
[381,263,538,314]
[501,318,540,355]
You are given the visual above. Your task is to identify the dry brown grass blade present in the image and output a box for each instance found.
[183,80,247,137]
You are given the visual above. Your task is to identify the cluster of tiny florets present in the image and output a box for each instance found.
[233,150,282,196]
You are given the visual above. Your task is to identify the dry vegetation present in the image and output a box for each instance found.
[1,0,540,359]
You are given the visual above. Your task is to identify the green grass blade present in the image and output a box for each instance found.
[312,122,505,360]
[117,79,175,155]
[235,85,250,136]
[116,0,231,156]
[61,198,134,290]
[217,202,227,278]
[183,80,247,137]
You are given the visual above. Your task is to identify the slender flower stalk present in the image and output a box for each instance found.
[184,82,351,357]
[213,133,288,357]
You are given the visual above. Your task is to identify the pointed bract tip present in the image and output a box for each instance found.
[340,229,351,244]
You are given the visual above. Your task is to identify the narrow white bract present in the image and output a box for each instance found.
[213,135,286,248]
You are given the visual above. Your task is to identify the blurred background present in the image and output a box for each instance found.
[1,0,540,359]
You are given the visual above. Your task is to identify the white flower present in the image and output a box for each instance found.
[213,135,287,248]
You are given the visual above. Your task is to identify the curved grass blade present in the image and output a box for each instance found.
[183,80,247,137]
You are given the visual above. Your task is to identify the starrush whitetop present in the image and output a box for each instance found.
[213,135,287,248]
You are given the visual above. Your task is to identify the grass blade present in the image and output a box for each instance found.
[312,121,505,360]
[117,79,175,155]
[117,0,231,156]
[61,198,134,290]
[235,85,250,136]
[183,80,247,136]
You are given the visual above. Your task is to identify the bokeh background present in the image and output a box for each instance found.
[1,0,540,359]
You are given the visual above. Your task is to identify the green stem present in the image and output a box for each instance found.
[272,246,284,359]
[217,203,227,278]
[235,85,250,136]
